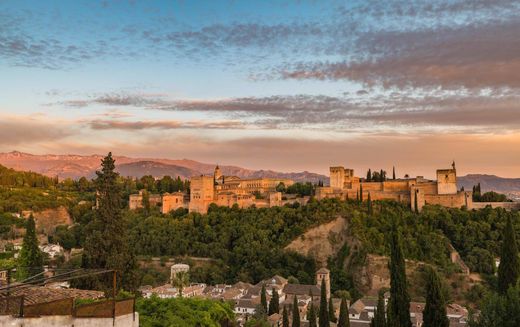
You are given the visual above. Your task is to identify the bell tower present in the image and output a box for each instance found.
[316,267,331,300]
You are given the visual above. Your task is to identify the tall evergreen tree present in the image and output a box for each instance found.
[367,192,373,216]
[387,220,412,327]
[81,152,139,292]
[367,169,372,182]
[308,303,317,327]
[360,184,364,202]
[17,215,44,280]
[269,287,280,315]
[283,306,290,327]
[392,166,396,180]
[414,191,419,214]
[337,297,349,327]
[261,284,268,313]
[319,278,330,327]
[423,267,449,327]
[373,291,386,327]
[292,296,300,327]
[498,214,520,294]
[328,296,337,323]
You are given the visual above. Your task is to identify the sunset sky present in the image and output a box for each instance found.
[1,0,519,177]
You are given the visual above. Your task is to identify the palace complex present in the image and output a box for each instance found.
[129,162,519,214]
[316,162,472,212]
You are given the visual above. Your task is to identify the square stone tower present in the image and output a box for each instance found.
[316,267,331,300]
[189,175,215,213]
[436,168,457,195]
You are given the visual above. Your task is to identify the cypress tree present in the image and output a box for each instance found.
[283,306,290,327]
[17,215,44,280]
[360,184,364,202]
[269,287,280,315]
[374,291,386,327]
[309,303,317,327]
[356,191,359,202]
[261,284,268,313]
[380,169,384,182]
[292,296,300,327]
[337,297,349,327]
[387,220,412,327]
[392,166,396,180]
[368,192,373,216]
[414,191,419,214]
[319,278,330,327]
[498,214,520,294]
[423,267,449,327]
[81,152,139,292]
[367,169,372,182]
[328,297,337,323]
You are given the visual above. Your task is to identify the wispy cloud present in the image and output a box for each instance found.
[87,119,246,130]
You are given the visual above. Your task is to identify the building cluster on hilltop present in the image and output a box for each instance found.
[129,162,520,214]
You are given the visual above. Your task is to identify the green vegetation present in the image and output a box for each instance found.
[269,287,279,315]
[136,296,235,327]
[386,220,412,327]
[319,278,329,327]
[292,295,300,327]
[372,292,386,327]
[472,183,509,202]
[497,214,520,294]
[423,267,449,327]
[0,164,57,188]
[80,153,139,292]
[16,215,44,280]
[337,297,349,327]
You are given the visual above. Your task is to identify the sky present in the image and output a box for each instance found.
[1,0,519,177]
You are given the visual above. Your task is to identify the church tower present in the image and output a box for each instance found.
[316,267,331,300]
[214,165,222,183]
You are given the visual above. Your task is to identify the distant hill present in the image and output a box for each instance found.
[458,174,520,193]
[0,151,328,183]
[116,161,198,179]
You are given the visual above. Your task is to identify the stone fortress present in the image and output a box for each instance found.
[316,162,472,212]
[129,162,520,214]
[130,166,306,214]
[189,165,298,214]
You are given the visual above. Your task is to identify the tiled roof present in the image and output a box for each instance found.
[283,284,320,297]
[0,286,104,305]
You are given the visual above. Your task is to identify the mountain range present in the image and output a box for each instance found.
[0,151,327,183]
[1,151,519,194]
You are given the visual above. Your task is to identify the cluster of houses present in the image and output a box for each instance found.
[139,265,470,327]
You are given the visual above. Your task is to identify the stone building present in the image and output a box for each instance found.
[188,166,294,214]
[128,190,188,214]
[316,162,472,212]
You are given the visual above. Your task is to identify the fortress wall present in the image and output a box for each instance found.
[417,183,438,195]
[162,194,186,213]
[424,192,467,209]
[361,182,384,192]
[382,180,412,192]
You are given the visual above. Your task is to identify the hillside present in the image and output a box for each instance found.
[0,151,328,183]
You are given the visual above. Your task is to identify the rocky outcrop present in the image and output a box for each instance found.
[22,206,72,234]
[284,217,349,267]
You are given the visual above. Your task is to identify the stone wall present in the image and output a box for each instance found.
[470,202,520,210]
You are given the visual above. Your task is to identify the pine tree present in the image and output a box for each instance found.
[498,214,520,294]
[328,297,337,323]
[423,267,449,327]
[292,296,300,327]
[81,152,139,292]
[387,220,412,327]
[373,291,386,327]
[392,166,396,180]
[337,297,349,327]
[269,287,280,315]
[319,278,330,327]
[309,303,317,327]
[261,284,268,313]
[16,215,44,280]
[367,192,373,216]
[283,306,290,327]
